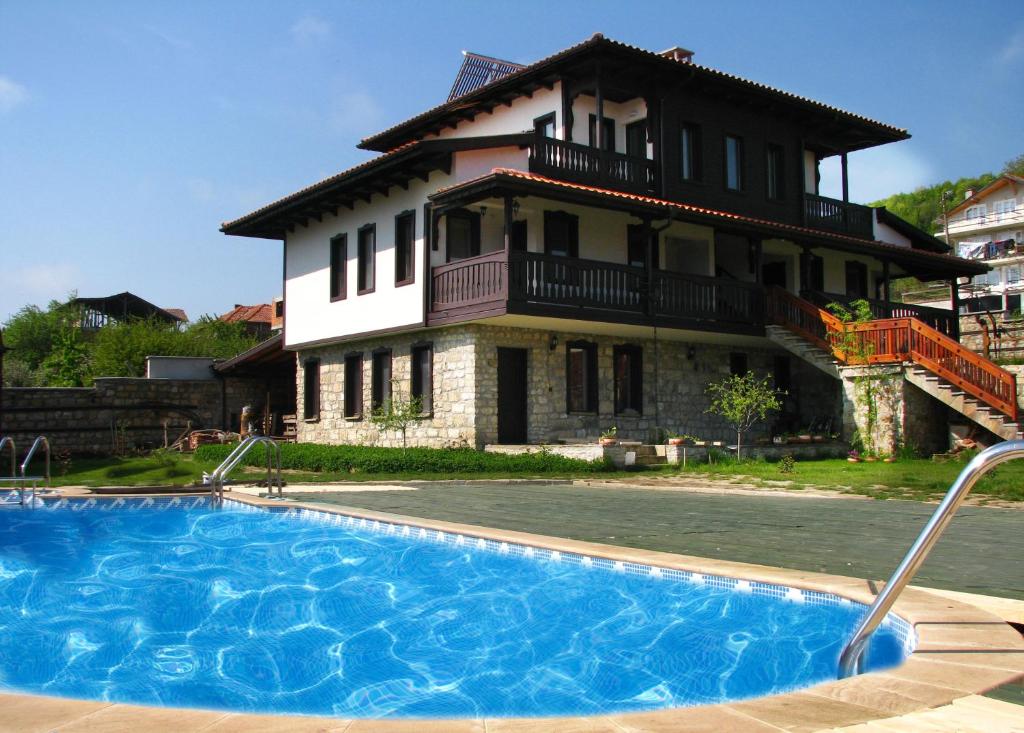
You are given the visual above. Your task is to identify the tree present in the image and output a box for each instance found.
[1,300,70,372]
[41,326,88,387]
[369,383,425,448]
[705,372,783,460]
[1003,153,1024,177]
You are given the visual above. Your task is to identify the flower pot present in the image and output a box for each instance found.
[599,438,618,447]
[847,457,860,463]
[883,457,896,463]
[667,438,685,446]
[797,434,812,443]
[812,435,825,443]
[772,436,785,445]
[864,456,878,463]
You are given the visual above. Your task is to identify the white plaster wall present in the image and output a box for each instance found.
[804,150,818,194]
[284,171,456,348]
[820,250,882,296]
[453,147,530,182]
[433,84,563,140]
[872,214,912,248]
[570,95,651,156]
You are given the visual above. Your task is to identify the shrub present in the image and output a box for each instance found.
[194,442,608,475]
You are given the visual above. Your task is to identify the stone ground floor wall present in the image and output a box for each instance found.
[839,365,949,457]
[295,323,842,449]
[1,377,266,456]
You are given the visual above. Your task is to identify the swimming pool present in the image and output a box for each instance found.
[0,497,913,718]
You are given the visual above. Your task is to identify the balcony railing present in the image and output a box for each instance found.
[803,290,959,340]
[529,137,657,195]
[804,193,874,239]
[429,250,764,332]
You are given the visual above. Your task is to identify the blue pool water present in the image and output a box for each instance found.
[0,498,911,718]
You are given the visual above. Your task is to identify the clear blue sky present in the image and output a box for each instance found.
[2,1,1022,323]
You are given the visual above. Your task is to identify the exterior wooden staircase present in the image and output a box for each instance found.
[765,287,1022,441]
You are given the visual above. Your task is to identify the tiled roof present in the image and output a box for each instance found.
[433,168,986,274]
[163,308,189,322]
[219,303,272,324]
[946,174,1024,217]
[361,34,907,151]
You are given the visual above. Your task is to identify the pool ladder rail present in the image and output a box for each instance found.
[838,439,1024,678]
[207,435,283,503]
[0,435,51,506]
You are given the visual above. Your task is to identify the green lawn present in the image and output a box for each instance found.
[675,455,1024,502]
[40,450,1024,504]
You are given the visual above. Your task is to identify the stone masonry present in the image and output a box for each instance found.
[2,377,267,455]
[296,323,841,449]
[839,365,949,457]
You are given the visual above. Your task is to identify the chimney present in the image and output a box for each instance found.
[660,46,694,63]
[964,189,974,200]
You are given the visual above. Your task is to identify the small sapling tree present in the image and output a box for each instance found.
[369,381,425,449]
[705,371,783,460]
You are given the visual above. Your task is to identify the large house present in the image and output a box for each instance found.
[930,175,1024,314]
[222,35,993,450]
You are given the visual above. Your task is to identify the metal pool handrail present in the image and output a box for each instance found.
[0,437,13,478]
[208,436,282,502]
[838,439,1024,678]
[20,435,50,486]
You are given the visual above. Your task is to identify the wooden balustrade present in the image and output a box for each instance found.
[805,291,959,340]
[767,287,1018,421]
[508,251,646,313]
[654,270,762,327]
[430,250,508,318]
[529,137,656,193]
[804,193,874,239]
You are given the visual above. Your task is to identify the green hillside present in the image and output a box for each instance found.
[868,153,1023,233]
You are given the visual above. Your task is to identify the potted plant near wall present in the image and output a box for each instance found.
[847,450,861,463]
[667,433,696,446]
[599,426,618,446]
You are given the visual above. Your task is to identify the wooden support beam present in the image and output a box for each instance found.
[595,60,604,152]
[882,260,891,302]
[503,194,513,251]
[841,152,849,203]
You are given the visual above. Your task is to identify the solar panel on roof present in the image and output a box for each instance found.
[447,51,525,102]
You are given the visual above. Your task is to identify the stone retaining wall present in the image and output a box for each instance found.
[1,377,266,456]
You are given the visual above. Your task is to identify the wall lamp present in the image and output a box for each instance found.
[549,334,559,351]
[686,345,696,360]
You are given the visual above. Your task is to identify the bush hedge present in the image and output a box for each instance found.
[193,442,609,475]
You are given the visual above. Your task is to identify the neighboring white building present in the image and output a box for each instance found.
[936,175,1024,314]
[222,35,983,450]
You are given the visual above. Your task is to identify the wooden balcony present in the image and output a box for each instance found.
[804,193,874,239]
[528,137,657,195]
[428,250,764,334]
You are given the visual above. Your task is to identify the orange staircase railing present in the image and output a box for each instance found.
[766,287,1018,422]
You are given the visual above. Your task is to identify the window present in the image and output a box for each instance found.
[274,300,284,318]
[302,359,320,421]
[627,225,659,269]
[729,352,748,377]
[510,219,527,252]
[725,135,744,191]
[357,224,375,294]
[766,144,784,200]
[544,210,579,257]
[446,209,480,262]
[613,345,642,415]
[344,353,363,419]
[804,253,824,292]
[329,234,346,301]
[679,123,701,181]
[411,343,433,414]
[395,210,415,286]
[845,261,868,298]
[371,349,392,412]
[534,112,556,138]
[1008,266,1021,285]
[566,341,597,413]
[966,204,987,219]
[588,114,615,152]
[993,199,1017,215]
[625,119,646,159]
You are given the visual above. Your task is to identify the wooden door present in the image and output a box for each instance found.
[496,347,528,444]
[626,119,647,158]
